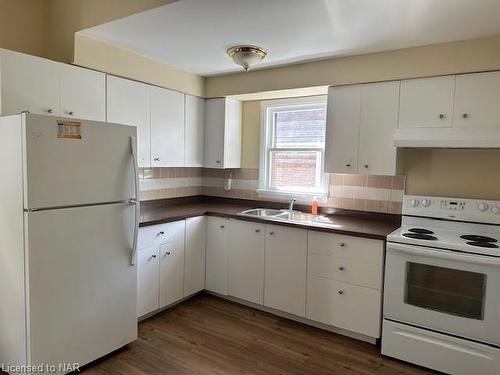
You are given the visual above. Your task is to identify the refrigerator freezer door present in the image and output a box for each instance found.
[25,203,137,371]
[23,114,137,209]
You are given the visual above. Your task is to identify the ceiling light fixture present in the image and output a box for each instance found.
[226,45,267,71]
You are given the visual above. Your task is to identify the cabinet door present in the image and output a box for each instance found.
[184,216,206,296]
[150,86,185,167]
[264,224,307,316]
[137,246,159,317]
[159,241,185,308]
[228,220,265,304]
[185,95,205,167]
[205,216,229,295]
[399,76,455,128]
[106,76,151,167]
[306,277,381,338]
[324,85,361,173]
[454,72,500,127]
[0,49,60,116]
[204,98,225,168]
[358,81,400,176]
[222,98,242,169]
[60,64,106,121]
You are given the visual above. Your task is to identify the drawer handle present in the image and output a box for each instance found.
[338,266,345,271]
[338,290,344,295]
[339,242,346,247]
[255,229,260,233]
[269,231,275,235]
[158,231,165,235]
[219,225,225,229]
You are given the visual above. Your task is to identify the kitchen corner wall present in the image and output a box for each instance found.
[139,167,405,215]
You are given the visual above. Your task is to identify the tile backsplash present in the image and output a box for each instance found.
[139,167,405,214]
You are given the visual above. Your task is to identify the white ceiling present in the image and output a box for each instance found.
[78,0,500,77]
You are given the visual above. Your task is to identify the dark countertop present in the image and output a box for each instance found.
[140,197,401,241]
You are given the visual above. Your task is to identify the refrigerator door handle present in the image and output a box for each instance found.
[130,136,140,266]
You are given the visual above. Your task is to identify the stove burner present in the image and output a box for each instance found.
[466,241,499,249]
[403,233,438,240]
[408,228,434,235]
[460,235,498,243]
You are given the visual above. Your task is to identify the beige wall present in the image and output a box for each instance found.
[74,34,204,97]
[206,35,500,97]
[241,101,261,169]
[0,0,49,58]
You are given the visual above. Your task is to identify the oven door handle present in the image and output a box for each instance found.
[388,242,500,267]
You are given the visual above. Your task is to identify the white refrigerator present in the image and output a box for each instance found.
[0,113,139,374]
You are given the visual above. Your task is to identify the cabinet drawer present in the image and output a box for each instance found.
[308,253,382,289]
[138,221,185,249]
[306,276,381,338]
[308,231,383,266]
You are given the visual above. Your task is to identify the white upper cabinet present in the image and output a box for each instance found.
[228,219,265,305]
[185,95,205,167]
[150,86,185,167]
[0,49,105,121]
[60,64,105,121]
[106,75,151,168]
[0,49,60,116]
[324,85,361,174]
[325,82,399,175]
[204,98,242,169]
[399,76,455,128]
[358,81,400,176]
[454,72,500,127]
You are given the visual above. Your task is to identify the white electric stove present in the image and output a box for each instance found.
[382,195,500,375]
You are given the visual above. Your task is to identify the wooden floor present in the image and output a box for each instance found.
[81,293,434,375]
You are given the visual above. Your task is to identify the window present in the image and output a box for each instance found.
[259,97,328,199]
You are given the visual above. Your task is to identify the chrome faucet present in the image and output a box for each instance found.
[288,196,297,212]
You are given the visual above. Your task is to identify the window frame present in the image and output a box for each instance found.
[258,96,328,200]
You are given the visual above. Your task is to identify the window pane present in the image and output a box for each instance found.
[274,108,326,148]
[270,150,322,192]
[405,262,486,320]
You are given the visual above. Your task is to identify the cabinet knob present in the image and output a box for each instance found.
[439,113,445,119]
[216,160,221,164]
[255,229,260,233]
[338,290,344,295]
[166,251,171,256]
[339,242,346,247]
[269,231,275,235]
[46,109,53,114]
[462,113,469,119]
[364,164,369,169]
[151,254,157,259]
[345,163,351,168]
[68,111,74,116]
[219,225,225,229]
[158,231,165,235]
[338,266,345,271]
[153,157,160,162]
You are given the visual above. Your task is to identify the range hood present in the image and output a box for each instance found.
[394,127,500,148]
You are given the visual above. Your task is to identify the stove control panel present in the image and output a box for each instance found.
[403,195,500,224]
[440,199,465,211]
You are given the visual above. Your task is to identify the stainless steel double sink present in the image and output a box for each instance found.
[238,208,333,225]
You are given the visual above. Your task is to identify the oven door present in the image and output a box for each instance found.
[384,242,500,346]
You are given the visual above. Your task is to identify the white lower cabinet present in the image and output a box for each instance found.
[264,224,307,317]
[205,216,230,295]
[137,246,160,318]
[306,231,384,338]
[159,240,185,308]
[184,216,206,296]
[228,219,265,304]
